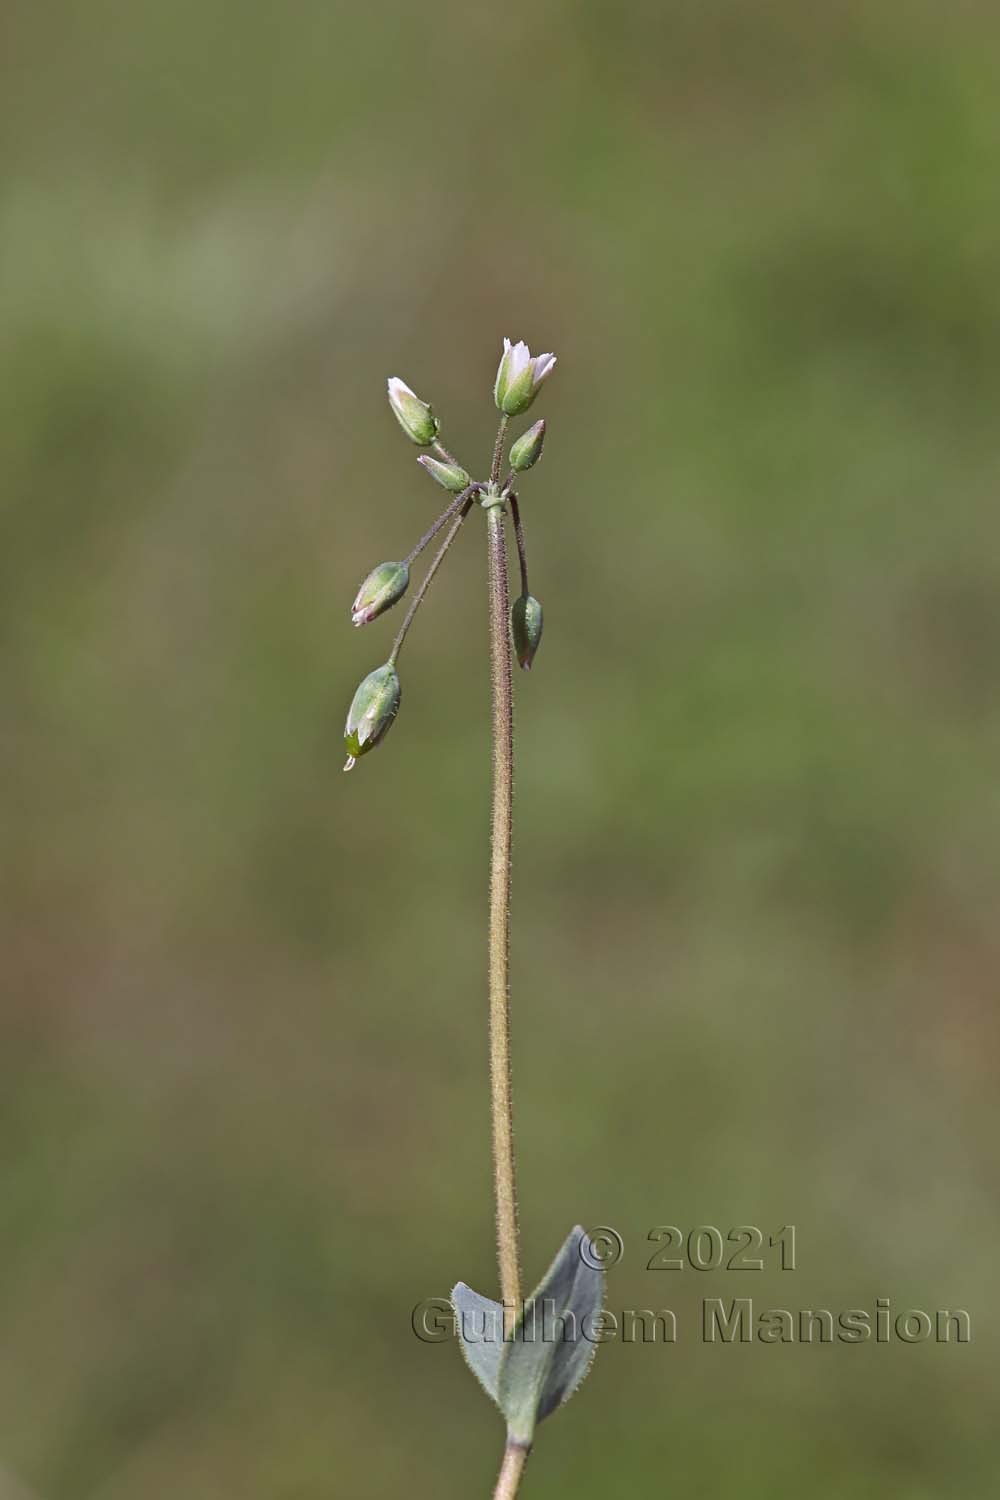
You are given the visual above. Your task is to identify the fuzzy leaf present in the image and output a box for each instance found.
[451,1282,505,1405]
[496,1225,604,1445]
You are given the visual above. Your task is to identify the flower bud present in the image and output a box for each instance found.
[509,419,546,472]
[511,594,543,670]
[343,663,401,770]
[351,561,409,627]
[387,376,439,445]
[417,455,471,493]
[494,339,556,417]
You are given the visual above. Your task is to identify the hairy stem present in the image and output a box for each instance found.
[487,497,520,1334]
[491,415,509,487]
[493,1444,530,1500]
[405,483,482,566]
[388,498,473,666]
[508,492,529,597]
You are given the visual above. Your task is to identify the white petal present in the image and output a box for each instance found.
[531,353,556,385]
[388,376,415,401]
[508,341,531,379]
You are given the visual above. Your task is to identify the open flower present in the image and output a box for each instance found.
[494,339,556,416]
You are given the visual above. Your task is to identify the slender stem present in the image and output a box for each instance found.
[493,1444,530,1500]
[433,438,460,467]
[487,413,525,1500]
[490,415,509,487]
[405,483,482,566]
[388,498,473,666]
[486,494,520,1335]
[508,493,529,597]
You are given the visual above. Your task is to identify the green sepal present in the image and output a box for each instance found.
[511,594,543,670]
[509,420,546,472]
[351,560,409,626]
[387,377,439,445]
[343,662,400,770]
[418,455,471,493]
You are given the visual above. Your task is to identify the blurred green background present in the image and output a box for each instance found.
[3,1,999,1495]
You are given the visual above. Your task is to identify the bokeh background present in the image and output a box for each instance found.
[3,1,999,1495]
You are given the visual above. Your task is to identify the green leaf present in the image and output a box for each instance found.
[497,1225,604,1446]
[451,1282,505,1404]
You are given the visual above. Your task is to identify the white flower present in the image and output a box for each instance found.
[387,376,439,445]
[494,338,557,416]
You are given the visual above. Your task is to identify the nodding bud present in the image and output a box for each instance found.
[351,561,409,627]
[387,377,439,445]
[417,455,471,493]
[343,663,401,770]
[494,338,556,417]
[509,419,546,472]
[511,593,543,670]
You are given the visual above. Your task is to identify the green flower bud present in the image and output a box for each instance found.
[417,455,471,493]
[511,594,543,671]
[387,376,439,445]
[509,419,546,472]
[343,663,401,770]
[494,338,556,417]
[351,561,409,627]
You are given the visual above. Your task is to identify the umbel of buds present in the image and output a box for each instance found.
[347,338,555,769]
[351,561,409,626]
[343,663,401,770]
[494,339,556,417]
[387,377,439,445]
[509,419,546,472]
[511,593,543,670]
[418,455,471,493]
